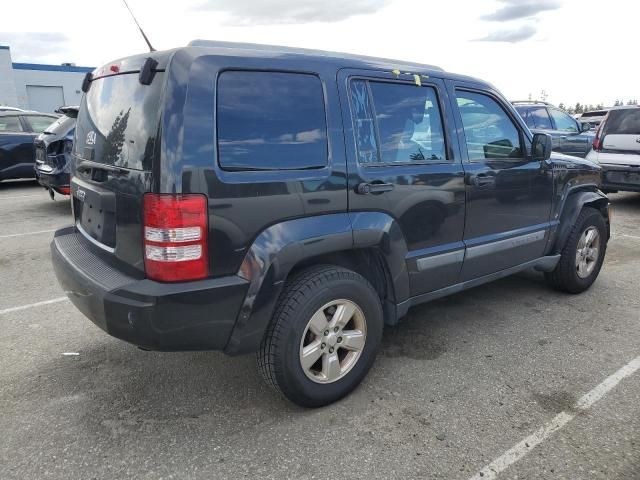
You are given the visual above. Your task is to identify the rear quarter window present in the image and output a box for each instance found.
[216,71,328,171]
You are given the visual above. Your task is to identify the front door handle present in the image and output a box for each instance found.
[469,174,494,187]
[355,182,395,195]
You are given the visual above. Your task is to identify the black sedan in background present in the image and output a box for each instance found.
[0,111,58,182]
[34,106,78,197]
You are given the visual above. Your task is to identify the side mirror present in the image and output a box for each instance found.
[581,122,591,132]
[532,133,553,161]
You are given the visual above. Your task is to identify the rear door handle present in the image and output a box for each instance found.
[355,182,395,195]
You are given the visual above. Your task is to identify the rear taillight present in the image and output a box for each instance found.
[592,113,610,151]
[143,194,208,282]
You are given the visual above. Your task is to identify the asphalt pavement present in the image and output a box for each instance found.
[1,180,638,480]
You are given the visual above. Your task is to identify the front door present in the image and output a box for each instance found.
[548,107,590,157]
[450,85,554,281]
[338,69,466,297]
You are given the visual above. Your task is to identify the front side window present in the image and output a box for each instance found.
[217,71,328,171]
[27,115,56,133]
[0,116,22,132]
[350,80,447,164]
[457,91,523,160]
[549,109,579,132]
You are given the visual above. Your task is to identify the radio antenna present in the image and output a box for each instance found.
[121,0,156,52]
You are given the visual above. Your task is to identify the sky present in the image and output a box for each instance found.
[1,0,637,107]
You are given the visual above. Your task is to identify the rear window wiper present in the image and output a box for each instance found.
[76,159,130,176]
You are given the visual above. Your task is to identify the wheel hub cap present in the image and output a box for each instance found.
[299,299,367,384]
[576,226,600,279]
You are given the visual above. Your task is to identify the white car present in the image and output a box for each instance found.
[587,106,640,193]
[0,106,25,112]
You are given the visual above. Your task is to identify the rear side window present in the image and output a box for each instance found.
[349,80,447,164]
[26,115,56,133]
[529,107,553,129]
[217,71,328,171]
[0,116,23,132]
[604,109,640,135]
[515,107,552,130]
[457,91,523,160]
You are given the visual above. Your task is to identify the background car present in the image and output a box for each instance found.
[587,106,640,193]
[578,109,610,131]
[0,111,59,182]
[513,101,594,157]
[34,106,78,197]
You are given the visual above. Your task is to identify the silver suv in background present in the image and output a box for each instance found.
[579,109,610,131]
[587,106,640,193]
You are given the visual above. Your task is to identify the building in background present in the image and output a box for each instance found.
[0,45,93,112]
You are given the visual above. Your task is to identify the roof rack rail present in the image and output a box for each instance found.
[187,39,444,72]
[511,100,554,106]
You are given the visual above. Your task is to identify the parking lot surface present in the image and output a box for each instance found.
[1,180,639,480]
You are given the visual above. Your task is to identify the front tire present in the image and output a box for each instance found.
[545,207,607,293]
[257,265,383,407]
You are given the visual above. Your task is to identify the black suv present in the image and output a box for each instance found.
[52,41,610,407]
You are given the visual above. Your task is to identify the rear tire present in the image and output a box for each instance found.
[545,207,607,293]
[257,265,383,407]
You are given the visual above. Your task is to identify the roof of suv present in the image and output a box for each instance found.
[99,40,493,89]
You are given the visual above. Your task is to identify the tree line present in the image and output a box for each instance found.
[558,99,639,115]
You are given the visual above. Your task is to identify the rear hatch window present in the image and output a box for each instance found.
[73,72,164,171]
[602,109,640,153]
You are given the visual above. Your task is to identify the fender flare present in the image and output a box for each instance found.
[547,187,609,255]
[223,212,410,355]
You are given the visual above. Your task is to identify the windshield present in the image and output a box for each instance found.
[73,72,164,171]
[44,115,76,135]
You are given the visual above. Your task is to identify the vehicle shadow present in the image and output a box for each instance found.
[0,179,40,191]
[609,192,640,210]
[28,271,555,423]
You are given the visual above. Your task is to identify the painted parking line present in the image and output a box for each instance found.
[620,233,640,240]
[469,356,640,480]
[0,297,68,315]
[0,229,58,239]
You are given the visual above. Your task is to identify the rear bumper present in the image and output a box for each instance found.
[35,167,70,192]
[51,227,249,351]
[601,164,640,192]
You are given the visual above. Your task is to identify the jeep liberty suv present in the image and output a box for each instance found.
[51,41,610,407]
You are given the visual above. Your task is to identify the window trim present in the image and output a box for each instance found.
[348,76,452,167]
[215,69,330,173]
[454,88,528,164]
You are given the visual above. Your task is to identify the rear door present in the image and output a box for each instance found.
[71,70,164,272]
[450,84,553,280]
[338,69,466,296]
[0,115,36,179]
